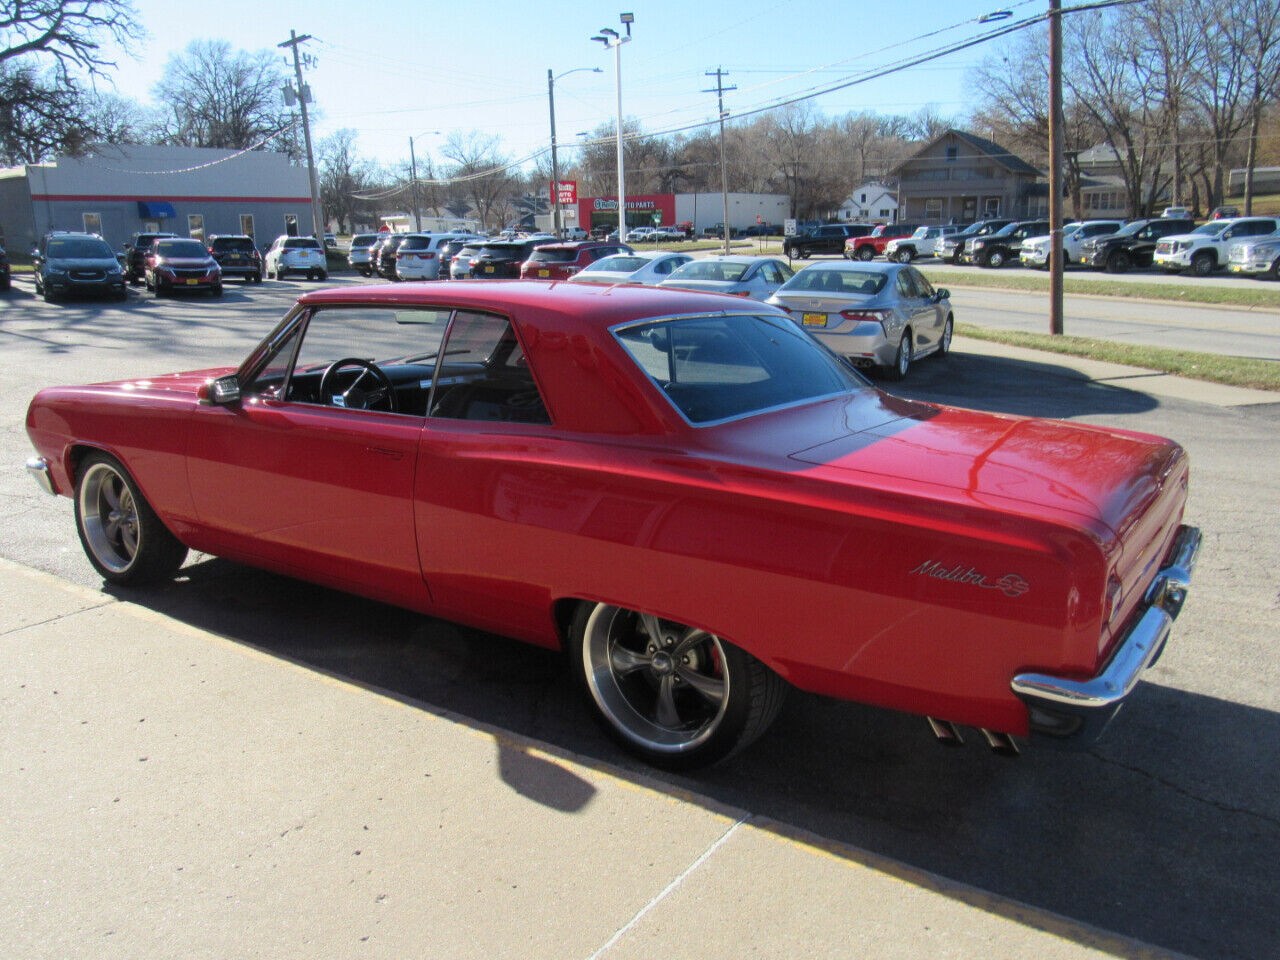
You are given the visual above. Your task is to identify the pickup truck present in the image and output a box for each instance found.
[784,224,872,259]
[845,223,921,261]
[1153,217,1280,275]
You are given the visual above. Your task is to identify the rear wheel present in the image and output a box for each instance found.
[74,453,187,585]
[210,284,222,298]
[317,270,328,282]
[568,602,786,769]
[883,329,912,380]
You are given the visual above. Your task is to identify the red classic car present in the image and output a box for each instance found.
[24,281,1200,768]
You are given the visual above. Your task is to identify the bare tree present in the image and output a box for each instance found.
[439,131,515,230]
[153,40,293,151]
[0,0,142,79]
[318,129,380,234]
[1231,0,1280,212]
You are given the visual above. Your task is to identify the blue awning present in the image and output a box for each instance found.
[137,201,176,218]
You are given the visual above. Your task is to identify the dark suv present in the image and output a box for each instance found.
[33,232,128,301]
[123,232,177,284]
[469,239,556,278]
[1079,218,1194,273]
[784,224,871,259]
[208,235,263,283]
[963,219,1050,267]
[372,234,408,280]
[519,241,632,280]
[935,220,1011,264]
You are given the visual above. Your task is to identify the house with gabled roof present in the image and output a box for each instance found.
[890,129,1042,224]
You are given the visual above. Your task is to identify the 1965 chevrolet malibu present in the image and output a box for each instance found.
[25,281,1200,768]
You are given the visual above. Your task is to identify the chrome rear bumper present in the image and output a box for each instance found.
[26,457,55,495]
[1011,525,1201,744]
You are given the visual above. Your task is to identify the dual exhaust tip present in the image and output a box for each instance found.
[926,717,1020,757]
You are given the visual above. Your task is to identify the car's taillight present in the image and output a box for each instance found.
[731,290,752,297]
[840,308,892,325]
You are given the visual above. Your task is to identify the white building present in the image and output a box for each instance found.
[834,183,898,223]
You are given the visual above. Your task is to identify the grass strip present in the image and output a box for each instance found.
[924,269,1280,310]
[956,322,1280,392]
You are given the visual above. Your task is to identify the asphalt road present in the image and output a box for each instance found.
[3,275,1279,959]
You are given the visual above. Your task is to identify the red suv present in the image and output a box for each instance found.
[519,241,633,280]
[844,223,920,261]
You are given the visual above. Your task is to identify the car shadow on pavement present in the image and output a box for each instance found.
[107,556,1278,960]
[883,349,1160,419]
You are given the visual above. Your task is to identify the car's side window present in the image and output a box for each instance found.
[895,271,919,298]
[910,268,935,299]
[429,312,550,425]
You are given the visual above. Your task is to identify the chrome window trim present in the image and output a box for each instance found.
[609,310,866,428]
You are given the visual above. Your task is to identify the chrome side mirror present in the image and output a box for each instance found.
[200,375,241,405]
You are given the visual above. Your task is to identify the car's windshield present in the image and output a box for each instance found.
[284,237,323,249]
[1113,220,1148,238]
[911,227,929,239]
[587,255,647,272]
[991,222,1021,237]
[780,268,887,296]
[46,237,114,259]
[156,239,208,258]
[668,260,749,282]
[1191,222,1230,236]
[615,313,864,425]
[212,237,255,251]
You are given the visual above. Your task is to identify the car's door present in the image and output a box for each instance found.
[185,304,440,606]
[899,267,942,350]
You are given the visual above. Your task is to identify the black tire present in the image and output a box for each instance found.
[883,329,912,380]
[567,601,786,769]
[276,268,287,281]
[74,452,188,586]
[1107,251,1131,274]
[894,248,914,263]
[800,250,812,260]
[42,285,57,302]
[210,284,222,298]
[317,270,328,282]
[1189,252,1215,276]
[1269,258,1280,282]
[856,246,874,262]
[152,282,166,298]
[937,315,953,357]
[985,249,1006,268]
[0,275,9,292]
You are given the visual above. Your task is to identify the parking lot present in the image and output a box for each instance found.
[2,276,1279,959]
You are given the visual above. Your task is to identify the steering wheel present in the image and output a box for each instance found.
[317,358,399,412]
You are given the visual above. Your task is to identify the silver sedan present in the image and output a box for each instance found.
[656,255,794,300]
[765,261,953,381]
[567,251,693,285]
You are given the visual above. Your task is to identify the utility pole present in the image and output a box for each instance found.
[548,69,562,238]
[704,67,736,254]
[1048,0,1064,335]
[278,30,325,242]
[409,137,422,232]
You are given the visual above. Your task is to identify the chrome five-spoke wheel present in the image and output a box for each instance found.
[569,602,786,768]
[74,453,188,585]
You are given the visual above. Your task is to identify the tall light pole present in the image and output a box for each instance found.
[278,30,324,242]
[592,13,633,242]
[408,131,442,232]
[704,67,736,254]
[548,67,602,239]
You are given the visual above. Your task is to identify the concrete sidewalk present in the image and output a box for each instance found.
[0,557,1191,960]
[952,335,1279,408]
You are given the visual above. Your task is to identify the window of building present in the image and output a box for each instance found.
[82,213,102,236]
[924,198,942,219]
[983,197,1002,217]
[285,214,299,236]
[945,146,958,162]
[188,214,204,241]
[859,193,867,202]
[879,208,892,218]
[914,168,950,181]
[240,214,255,238]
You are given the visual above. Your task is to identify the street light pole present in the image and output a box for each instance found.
[548,67,601,239]
[409,137,422,232]
[593,15,633,243]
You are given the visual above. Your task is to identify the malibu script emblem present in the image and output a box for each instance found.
[911,561,1030,598]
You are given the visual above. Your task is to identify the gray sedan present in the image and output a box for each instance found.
[765,261,953,380]
[657,255,793,300]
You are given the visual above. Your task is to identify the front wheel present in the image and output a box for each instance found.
[568,602,786,769]
[1189,252,1215,277]
[985,249,1006,268]
[1269,258,1280,282]
[894,248,913,263]
[210,284,222,298]
[317,270,328,282]
[856,246,874,262]
[1107,251,1132,273]
[936,315,953,357]
[74,453,188,585]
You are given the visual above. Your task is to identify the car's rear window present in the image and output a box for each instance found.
[526,247,579,263]
[615,313,862,425]
[351,235,379,247]
[667,261,748,282]
[589,255,647,272]
[398,236,432,250]
[284,238,323,249]
[211,237,255,251]
[478,242,529,256]
[47,238,114,258]
[156,239,208,257]
[782,269,887,296]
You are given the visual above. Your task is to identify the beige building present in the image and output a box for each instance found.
[891,129,1042,224]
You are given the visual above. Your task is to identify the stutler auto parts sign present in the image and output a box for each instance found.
[580,193,676,224]
[554,181,577,205]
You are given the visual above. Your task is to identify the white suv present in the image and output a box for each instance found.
[884,225,959,263]
[1154,217,1280,276]
[394,233,478,281]
[1020,220,1123,269]
[265,235,327,280]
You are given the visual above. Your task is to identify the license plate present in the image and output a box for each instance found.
[485,266,495,274]
[186,279,199,285]
[538,269,550,277]
[801,313,827,327]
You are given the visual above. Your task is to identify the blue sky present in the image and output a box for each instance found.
[102,0,1038,170]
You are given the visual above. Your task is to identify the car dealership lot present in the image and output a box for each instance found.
[2,278,1278,958]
